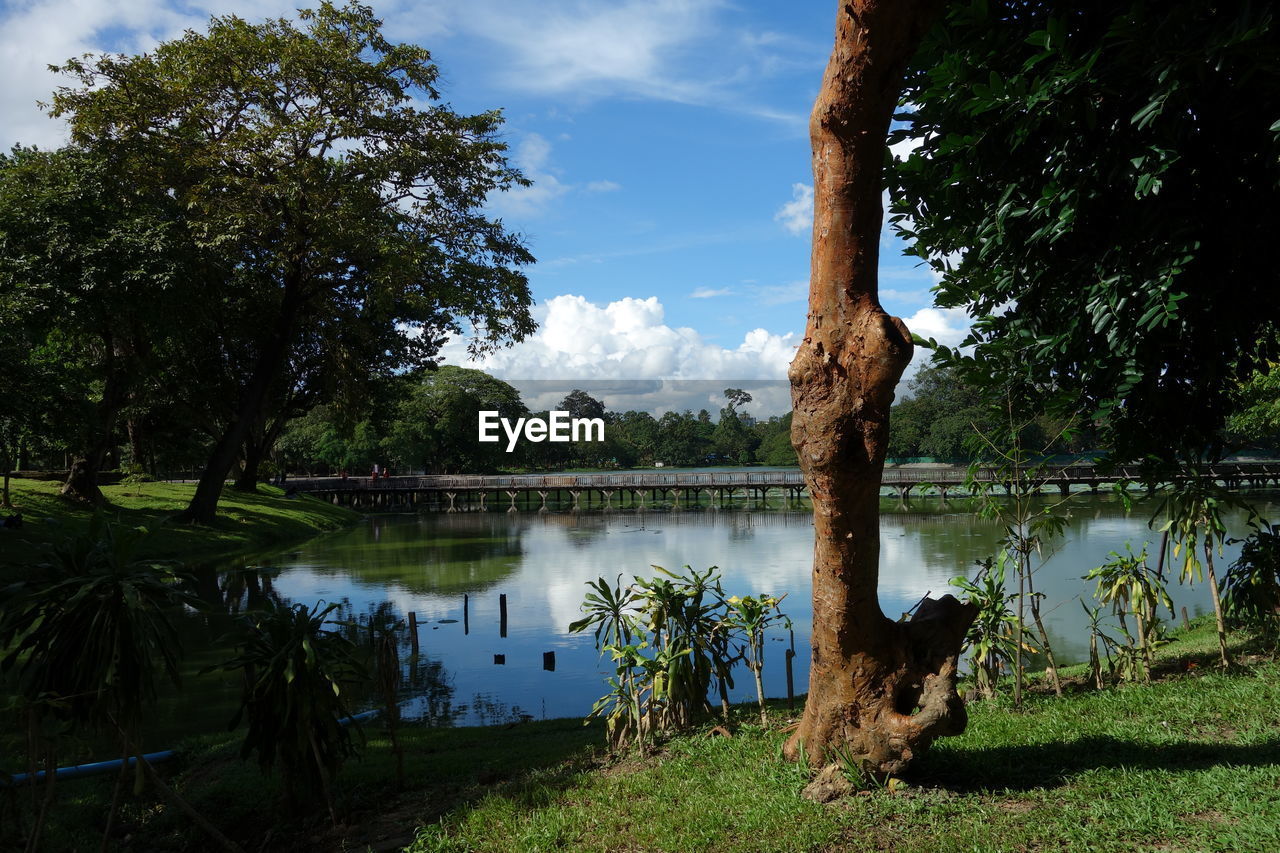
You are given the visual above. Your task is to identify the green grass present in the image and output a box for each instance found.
[405,654,1280,853]
[0,478,358,575]
[14,621,1280,852]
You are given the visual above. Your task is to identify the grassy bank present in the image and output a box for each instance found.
[0,478,358,573]
[17,621,1280,852]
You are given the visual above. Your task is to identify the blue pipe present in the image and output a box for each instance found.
[342,708,381,725]
[2,751,175,787]
[2,708,381,787]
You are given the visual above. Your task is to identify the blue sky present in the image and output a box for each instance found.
[0,0,970,396]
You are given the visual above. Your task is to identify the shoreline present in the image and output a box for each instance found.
[0,478,360,576]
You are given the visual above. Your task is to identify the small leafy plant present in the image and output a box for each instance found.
[1084,543,1173,682]
[215,599,365,821]
[0,513,196,851]
[950,556,1025,699]
[724,593,791,724]
[570,566,790,749]
[1222,520,1280,648]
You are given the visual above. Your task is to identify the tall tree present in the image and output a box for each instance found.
[713,389,758,464]
[50,2,535,522]
[385,366,527,474]
[889,1,1280,472]
[888,364,994,459]
[0,147,195,504]
[784,0,977,779]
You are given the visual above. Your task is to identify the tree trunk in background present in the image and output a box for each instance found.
[176,282,301,524]
[784,0,976,780]
[62,335,127,505]
[127,417,147,472]
[234,417,266,492]
[235,413,286,492]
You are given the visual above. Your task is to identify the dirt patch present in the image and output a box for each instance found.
[997,799,1036,814]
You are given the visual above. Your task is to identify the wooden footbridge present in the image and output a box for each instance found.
[287,461,1280,511]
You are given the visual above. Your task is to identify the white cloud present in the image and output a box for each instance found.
[442,0,805,126]
[0,0,317,150]
[896,305,971,387]
[442,293,797,382]
[690,286,732,299]
[476,0,717,96]
[487,135,624,220]
[774,182,812,236]
[901,306,970,349]
[488,132,572,219]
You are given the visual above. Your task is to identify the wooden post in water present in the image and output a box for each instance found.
[500,594,508,638]
[543,651,556,672]
[463,594,470,635]
[785,628,796,712]
[407,611,420,657]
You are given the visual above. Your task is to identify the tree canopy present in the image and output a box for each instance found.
[890,0,1280,470]
[43,1,536,520]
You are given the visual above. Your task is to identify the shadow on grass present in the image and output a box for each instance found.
[915,735,1280,793]
[121,716,608,852]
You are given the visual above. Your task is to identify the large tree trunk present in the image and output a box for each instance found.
[784,0,975,779]
[233,417,267,492]
[61,334,128,505]
[235,411,287,491]
[177,282,301,524]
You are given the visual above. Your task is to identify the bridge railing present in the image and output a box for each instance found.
[286,461,1279,493]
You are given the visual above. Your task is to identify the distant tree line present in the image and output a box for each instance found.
[276,368,800,475]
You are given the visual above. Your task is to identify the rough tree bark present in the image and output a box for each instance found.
[784,0,976,780]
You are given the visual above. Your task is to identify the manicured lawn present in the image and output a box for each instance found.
[0,478,358,575]
[17,621,1280,852]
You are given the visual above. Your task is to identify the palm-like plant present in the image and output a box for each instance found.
[0,513,199,852]
[951,556,1024,699]
[1085,544,1173,681]
[216,600,364,821]
[1222,521,1280,647]
[1154,477,1254,667]
[634,565,729,731]
[571,566,741,750]
[723,593,790,724]
[568,574,639,651]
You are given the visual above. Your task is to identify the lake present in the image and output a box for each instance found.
[188,489,1278,735]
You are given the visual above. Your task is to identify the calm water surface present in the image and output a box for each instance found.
[220,490,1279,730]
